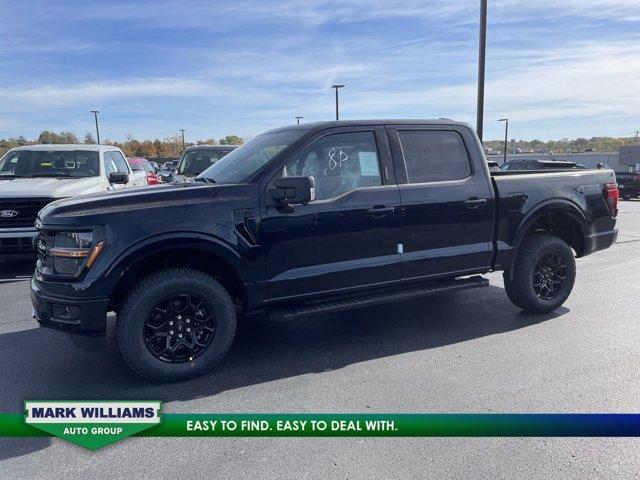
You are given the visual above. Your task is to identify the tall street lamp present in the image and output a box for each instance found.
[295,116,303,125]
[476,0,488,141]
[90,110,100,144]
[331,84,345,121]
[498,118,509,164]
[180,129,186,151]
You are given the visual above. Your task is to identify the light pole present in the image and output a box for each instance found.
[331,84,345,121]
[179,129,186,151]
[498,118,509,164]
[90,110,100,144]
[295,116,303,125]
[476,0,488,141]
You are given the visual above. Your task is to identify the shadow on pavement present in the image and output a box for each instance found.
[0,284,568,459]
[0,437,51,462]
[0,260,35,284]
[0,285,568,409]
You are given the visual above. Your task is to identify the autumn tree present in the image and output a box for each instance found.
[219,135,244,145]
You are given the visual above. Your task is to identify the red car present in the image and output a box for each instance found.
[127,157,159,185]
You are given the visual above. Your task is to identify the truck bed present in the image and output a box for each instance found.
[491,168,618,269]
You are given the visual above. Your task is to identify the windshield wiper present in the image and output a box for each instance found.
[194,177,216,184]
[0,174,30,179]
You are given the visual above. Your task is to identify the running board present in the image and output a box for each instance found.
[269,275,489,321]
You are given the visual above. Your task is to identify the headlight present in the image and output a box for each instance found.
[48,232,105,275]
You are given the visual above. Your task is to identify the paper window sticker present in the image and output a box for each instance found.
[358,151,379,175]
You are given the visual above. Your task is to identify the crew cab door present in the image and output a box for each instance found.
[259,127,402,302]
[387,125,494,280]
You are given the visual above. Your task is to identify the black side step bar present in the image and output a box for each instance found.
[269,275,489,321]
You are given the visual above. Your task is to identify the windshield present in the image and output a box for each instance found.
[198,130,304,183]
[178,149,232,176]
[0,150,100,178]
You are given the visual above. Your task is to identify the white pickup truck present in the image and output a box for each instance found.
[0,144,147,258]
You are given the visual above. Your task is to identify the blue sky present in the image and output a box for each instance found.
[1,0,638,142]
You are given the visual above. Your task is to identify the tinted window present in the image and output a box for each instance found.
[398,130,471,183]
[279,131,382,201]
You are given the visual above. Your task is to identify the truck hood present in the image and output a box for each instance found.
[37,182,250,227]
[0,177,105,199]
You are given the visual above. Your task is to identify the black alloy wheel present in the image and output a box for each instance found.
[144,294,216,363]
[532,252,567,301]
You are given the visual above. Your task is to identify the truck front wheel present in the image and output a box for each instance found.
[117,268,236,381]
[503,235,576,314]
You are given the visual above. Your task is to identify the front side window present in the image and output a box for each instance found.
[398,130,471,183]
[104,157,118,176]
[278,131,382,201]
[108,151,130,173]
[0,150,99,178]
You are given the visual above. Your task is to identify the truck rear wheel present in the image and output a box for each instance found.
[503,234,576,314]
[117,267,236,381]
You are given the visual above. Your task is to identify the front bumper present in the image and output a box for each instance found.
[0,227,37,257]
[30,276,109,336]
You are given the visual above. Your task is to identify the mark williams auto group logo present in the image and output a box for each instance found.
[25,401,161,450]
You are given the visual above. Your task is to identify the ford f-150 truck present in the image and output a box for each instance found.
[30,120,618,381]
[0,144,146,258]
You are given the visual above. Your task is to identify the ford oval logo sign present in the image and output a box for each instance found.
[0,209,19,218]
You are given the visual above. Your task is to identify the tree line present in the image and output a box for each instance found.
[0,131,245,158]
[1,130,636,158]
[483,135,638,154]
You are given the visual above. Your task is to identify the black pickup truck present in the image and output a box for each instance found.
[31,120,619,381]
[616,170,640,200]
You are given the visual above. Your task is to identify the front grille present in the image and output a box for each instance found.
[0,198,54,228]
[0,236,34,253]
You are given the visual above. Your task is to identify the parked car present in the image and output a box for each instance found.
[500,159,581,171]
[128,157,159,185]
[172,145,237,183]
[31,120,618,381]
[615,170,640,200]
[158,160,179,183]
[149,161,159,173]
[0,144,144,258]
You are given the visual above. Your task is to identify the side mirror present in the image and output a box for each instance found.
[109,172,129,184]
[269,176,315,209]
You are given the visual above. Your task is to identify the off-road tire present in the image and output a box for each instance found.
[503,234,576,314]
[117,267,236,381]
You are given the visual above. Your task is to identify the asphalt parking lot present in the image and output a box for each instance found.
[1,201,640,479]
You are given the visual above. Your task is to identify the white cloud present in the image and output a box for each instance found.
[0,78,212,107]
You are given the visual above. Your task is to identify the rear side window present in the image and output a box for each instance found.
[398,130,471,183]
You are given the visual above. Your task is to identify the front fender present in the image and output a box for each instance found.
[104,231,245,280]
